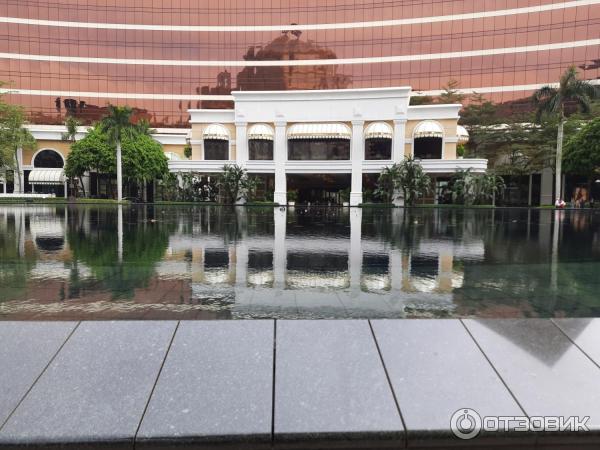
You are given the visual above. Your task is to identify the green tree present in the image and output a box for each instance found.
[533,66,599,199]
[460,93,497,126]
[563,117,600,189]
[376,157,431,206]
[218,164,259,204]
[0,90,37,192]
[121,132,168,200]
[100,105,136,201]
[61,116,84,196]
[65,125,114,196]
[375,164,402,203]
[451,169,505,205]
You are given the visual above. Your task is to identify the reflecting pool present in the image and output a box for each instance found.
[1,205,600,320]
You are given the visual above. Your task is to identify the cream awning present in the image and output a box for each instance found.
[365,122,393,139]
[203,124,229,140]
[164,152,181,161]
[413,120,444,139]
[457,125,469,144]
[247,123,274,141]
[287,123,351,140]
[28,169,65,185]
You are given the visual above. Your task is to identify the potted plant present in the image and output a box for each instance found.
[340,187,351,206]
[456,143,465,159]
[287,189,298,206]
[183,144,192,159]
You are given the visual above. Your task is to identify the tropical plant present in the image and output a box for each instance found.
[61,116,84,195]
[100,105,136,201]
[374,164,402,203]
[396,157,431,206]
[563,117,600,189]
[376,158,431,206]
[65,124,168,199]
[242,175,263,202]
[135,118,155,136]
[0,97,37,193]
[451,169,505,205]
[533,65,599,198]
[217,164,258,204]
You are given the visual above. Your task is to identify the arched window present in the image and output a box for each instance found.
[34,149,64,168]
[287,123,351,160]
[364,122,393,160]
[413,121,443,160]
[248,124,274,160]
[203,124,229,160]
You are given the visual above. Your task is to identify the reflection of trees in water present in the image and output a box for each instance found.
[0,216,36,302]
[455,209,600,317]
[67,206,175,300]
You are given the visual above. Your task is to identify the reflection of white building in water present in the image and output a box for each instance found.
[165,208,485,317]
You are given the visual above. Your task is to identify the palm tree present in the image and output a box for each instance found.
[62,116,84,196]
[100,105,135,201]
[533,66,599,200]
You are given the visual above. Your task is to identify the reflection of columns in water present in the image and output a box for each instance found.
[349,208,362,291]
[390,249,403,291]
[273,207,287,288]
[236,207,248,240]
[437,252,454,292]
[550,210,560,292]
[117,204,123,262]
[191,248,205,283]
[18,207,25,257]
[236,243,248,286]
[228,246,236,285]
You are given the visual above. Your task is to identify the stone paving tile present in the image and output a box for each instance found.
[136,320,274,450]
[463,319,600,446]
[372,319,529,448]
[274,320,403,449]
[0,321,78,427]
[0,321,177,450]
[552,318,600,367]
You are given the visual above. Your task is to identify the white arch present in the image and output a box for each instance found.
[202,124,231,161]
[31,148,66,167]
[412,120,444,159]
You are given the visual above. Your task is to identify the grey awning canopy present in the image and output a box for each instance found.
[28,169,66,185]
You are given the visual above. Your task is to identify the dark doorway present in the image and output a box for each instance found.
[287,174,351,205]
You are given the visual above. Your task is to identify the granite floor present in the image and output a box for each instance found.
[0,319,600,449]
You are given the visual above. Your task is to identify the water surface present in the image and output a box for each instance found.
[1,205,599,319]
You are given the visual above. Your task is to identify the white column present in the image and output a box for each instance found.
[349,208,362,292]
[235,122,248,166]
[274,122,287,205]
[273,207,287,288]
[350,120,364,206]
[392,119,407,163]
